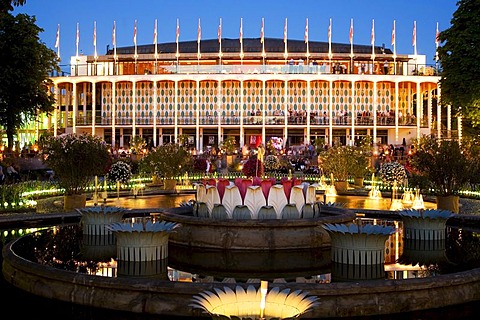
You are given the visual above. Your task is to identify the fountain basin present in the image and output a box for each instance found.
[156,205,356,250]
[3,234,480,318]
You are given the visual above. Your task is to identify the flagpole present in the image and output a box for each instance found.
[349,18,353,73]
[75,22,79,76]
[93,21,97,61]
[371,19,375,74]
[328,18,332,70]
[197,18,201,67]
[283,18,288,64]
[55,24,60,60]
[175,18,180,70]
[154,19,158,73]
[392,20,396,75]
[133,19,138,74]
[218,18,223,65]
[93,21,97,75]
[239,17,244,65]
[112,21,117,75]
[261,18,266,65]
[413,20,417,56]
[413,20,417,73]
[305,18,310,65]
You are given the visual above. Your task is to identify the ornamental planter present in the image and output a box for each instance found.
[334,181,349,193]
[436,195,460,213]
[108,220,180,262]
[323,223,395,281]
[353,177,364,187]
[63,194,86,211]
[163,178,177,191]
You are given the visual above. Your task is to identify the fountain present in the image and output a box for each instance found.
[76,206,128,236]
[368,173,382,199]
[323,173,338,197]
[390,181,403,210]
[323,222,396,281]
[191,280,319,319]
[411,189,425,210]
[397,209,453,241]
[402,188,415,206]
[2,187,480,319]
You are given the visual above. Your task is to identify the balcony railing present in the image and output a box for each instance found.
[52,62,439,78]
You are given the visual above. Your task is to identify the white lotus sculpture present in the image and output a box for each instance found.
[398,209,454,241]
[108,220,180,262]
[190,283,319,319]
[77,206,128,235]
[194,178,319,219]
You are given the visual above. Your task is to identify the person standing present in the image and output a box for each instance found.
[6,164,20,182]
[0,165,5,185]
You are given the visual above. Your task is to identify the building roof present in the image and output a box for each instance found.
[107,37,393,56]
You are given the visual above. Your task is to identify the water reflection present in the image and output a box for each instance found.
[89,193,437,212]
[9,219,480,285]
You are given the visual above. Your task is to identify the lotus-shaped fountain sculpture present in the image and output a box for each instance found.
[76,206,128,235]
[108,220,180,262]
[323,222,396,281]
[193,178,319,219]
[190,284,319,320]
[397,209,454,241]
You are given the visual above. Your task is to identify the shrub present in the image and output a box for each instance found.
[242,157,264,178]
[264,154,280,172]
[139,143,193,178]
[378,161,408,187]
[40,133,111,195]
[106,161,132,184]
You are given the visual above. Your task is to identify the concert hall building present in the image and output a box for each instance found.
[38,35,455,152]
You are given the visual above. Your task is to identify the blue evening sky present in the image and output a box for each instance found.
[15,0,457,66]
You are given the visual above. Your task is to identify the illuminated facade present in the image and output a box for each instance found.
[45,37,454,151]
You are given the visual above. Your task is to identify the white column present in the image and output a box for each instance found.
[91,82,96,136]
[350,80,355,145]
[373,81,377,146]
[416,82,421,139]
[394,81,399,143]
[132,81,136,138]
[283,80,288,148]
[72,83,77,134]
[240,80,244,148]
[54,83,58,137]
[153,80,158,147]
[83,82,87,117]
[329,80,333,146]
[306,80,311,145]
[437,85,441,139]
[427,86,432,134]
[65,84,70,131]
[174,80,178,143]
[218,79,222,145]
[196,80,200,151]
[262,80,266,146]
[112,81,116,149]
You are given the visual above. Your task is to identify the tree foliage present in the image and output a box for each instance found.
[438,0,480,130]
[40,133,111,195]
[0,10,59,150]
[0,0,27,12]
[139,143,193,178]
[409,135,475,196]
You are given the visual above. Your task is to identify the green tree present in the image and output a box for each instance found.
[437,0,480,132]
[0,0,27,12]
[0,10,59,151]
